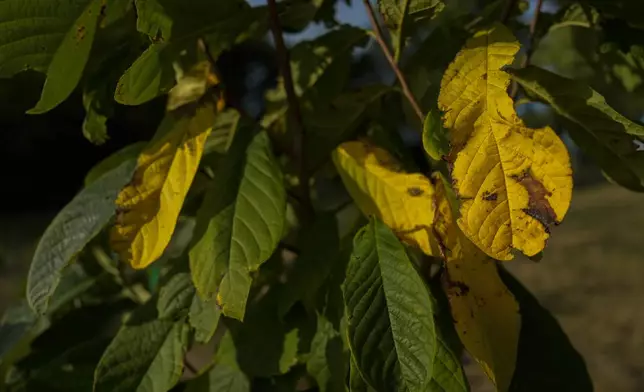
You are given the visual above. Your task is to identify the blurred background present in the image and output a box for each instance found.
[1,0,643,390]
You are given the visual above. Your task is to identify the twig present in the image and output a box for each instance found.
[266,0,313,221]
[510,0,543,98]
[362,0,424,123]
[394,0,411,62]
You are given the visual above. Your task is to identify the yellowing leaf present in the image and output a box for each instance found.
[332,140,435,255]
[437,24,572,260]
[432,173,520,392]
[111,103,216,268]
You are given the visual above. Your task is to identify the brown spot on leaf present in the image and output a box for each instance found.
[512,169,558,230]
[481,73,487,80]
[407,187,424,197]
[482,191,497,201]
[76,25,86,42]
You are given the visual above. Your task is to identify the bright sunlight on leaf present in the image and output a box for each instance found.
[432,173,520,392]
[110,102,216,269]
[332,140,436,255]
[437,24,573,261]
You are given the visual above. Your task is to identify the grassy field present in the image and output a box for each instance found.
[1,182,643,391]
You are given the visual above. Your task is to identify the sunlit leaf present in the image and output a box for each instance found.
[190,129,286,320]
[509,65,644,192]
[345,218,466,392]
[27,160,136,314]
[110,102,216,269]
[432,173,520,392]
[332,140,436,256]
[437,24,573,260]
[94,318,189,392]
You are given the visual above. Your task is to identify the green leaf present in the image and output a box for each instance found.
[82,88,109,145]
[349,356,374,392]
[498,267,593,392]
[549,3,600,32]
[116,4,267,105]
[157,271,195,319]
[508,65,644,191]
[344,218,466,392]
[27,0,103,114]
[262,26,368,129]
[189,294,222,344]
[422,110,450,161]
[0,0,103,113]
[184,331,249,392]
[378,0,445,59]
[27,160,136,314]
[278,214,340,317]
[0,301,39,361]
[94,318,189,392]
[307,314,347,392]
[205,109,242,155]
[190,128,286,321]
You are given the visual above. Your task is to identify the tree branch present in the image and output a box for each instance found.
[362,0,424,123]
[266,0,313,221]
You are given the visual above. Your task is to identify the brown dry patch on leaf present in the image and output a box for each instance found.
[512,169,559,231]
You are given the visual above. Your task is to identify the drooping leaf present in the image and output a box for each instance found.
[110,102,216,269]
[94,318,189,392]
[190,129,286,321]
[497,268,593,392]
[437,24,573,260]
[508,65,644,192]
[378,0,445,59]
[307,313,347,392]
[184,331,249,392]
[422,110,450,161]
[431,173,520,392]
[278,214,340,317]
[0,0,103,113]
[116,4,266,105]
[332,140,436,256]
[26,160,136,314]
[344,218,461,392]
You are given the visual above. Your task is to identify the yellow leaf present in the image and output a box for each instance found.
[332,140,436,255]
[437,24,572,260]
[111,103,216,269]
[432,173,520,392]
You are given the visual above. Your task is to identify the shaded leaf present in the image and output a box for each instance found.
[0,301,39,361]
[432,173,520,392]
[189,294,221,343]
[378,0,445,58]
[437,24,573,260]
[157,271,195,319]
[307,313,347,392]
[205,108,241,155]
[332,140,436,256]
[508,65,644,192]
[278,214,340,317]
[344,218,442,391]
[422,110,450,161]
[27,160,136,314]
[110,102,216,269]
[184,331,249,392]
[497,268,593,392]
[94,318,189,392]
[190,129,286,320]
[85,143,146,186]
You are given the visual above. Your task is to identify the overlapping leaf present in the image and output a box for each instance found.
[332,140,436,255]
[94,318,189,392]
[190,129,286,321]
[432,173,520,392]
[508,65,644,192]
[344,218,466,392]
[0,0,107,113]
[307,314,347,392]
[110,101,216,269]
[27,160,136,314]
[437,24,573,260]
